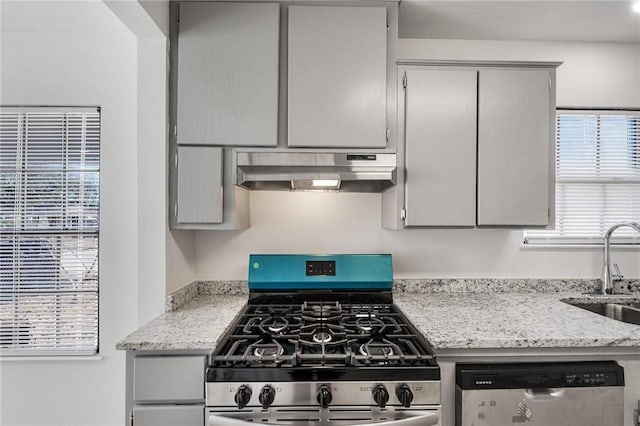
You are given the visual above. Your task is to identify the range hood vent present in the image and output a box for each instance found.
[236,152,396,192]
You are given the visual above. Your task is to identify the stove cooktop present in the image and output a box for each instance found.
[210,301,436,370]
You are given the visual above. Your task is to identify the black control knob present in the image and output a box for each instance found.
[316,384,333,408]
[234,385,252,409]
[259,385,276,409]
[396,384,414,408]
[372,384,389,409]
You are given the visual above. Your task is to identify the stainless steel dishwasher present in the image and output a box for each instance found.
[456,361,625,426]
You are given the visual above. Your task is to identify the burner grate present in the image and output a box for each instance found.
[210,302,436,369]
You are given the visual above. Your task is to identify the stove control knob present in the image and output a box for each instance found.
[316,384,332,408]
[396,384,414,408]
[372,384,389,409]
[234,385,252,409]
[259,385,276,409]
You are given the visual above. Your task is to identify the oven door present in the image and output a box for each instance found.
[207,406,440,426]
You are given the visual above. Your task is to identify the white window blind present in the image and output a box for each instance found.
[525,110,640,245]
[0,107,99,356]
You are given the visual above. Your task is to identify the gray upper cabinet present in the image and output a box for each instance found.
[404,68,477,226]
[399,62,557,228]
[176,2,279,146]
[287,5,387,148]
[477,69,553,226]
[176,146,223,225]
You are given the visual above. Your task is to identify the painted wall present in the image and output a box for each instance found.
[195,39,640,282]
[0,2,138,425]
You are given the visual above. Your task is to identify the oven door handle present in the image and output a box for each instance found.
[208,412,439,426]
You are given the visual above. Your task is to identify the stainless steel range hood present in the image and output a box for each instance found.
[236,152,396,192]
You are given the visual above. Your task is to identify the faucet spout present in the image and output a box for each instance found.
[602,222,640,295]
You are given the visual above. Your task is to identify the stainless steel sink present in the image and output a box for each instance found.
[568,302,640,325]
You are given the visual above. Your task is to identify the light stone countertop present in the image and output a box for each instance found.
[394,292,640,350]
[116,294,247,350]
[117,280,640,351]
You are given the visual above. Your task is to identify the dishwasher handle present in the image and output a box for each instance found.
[208,411,439,426]
[525,388,566,400]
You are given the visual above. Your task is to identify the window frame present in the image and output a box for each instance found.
[524,107,640,248]
[0,105,100,357]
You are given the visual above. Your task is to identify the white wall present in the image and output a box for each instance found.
[0,2,138,425]
[195,39,640,281]
[399,39,640,109]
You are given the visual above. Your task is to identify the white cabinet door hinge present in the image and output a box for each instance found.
[173,125,177,137]
[386,14,390,31]
[386,127,390,142]
[402,72,407,89]
[548,78,552,90]
[401,207,406,221]
[174,151,178,168]
[129,410,134,426]
[174,203,178,218]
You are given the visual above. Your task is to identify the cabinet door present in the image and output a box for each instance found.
[288,5,387,148]
[477,69,552,226]
[133,406,203,426]
[134,355,206,402]
[404,69,477,226]
[177,3,279,146]
[176,146,222,225]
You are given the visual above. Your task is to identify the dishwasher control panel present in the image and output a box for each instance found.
[456,361,625,389]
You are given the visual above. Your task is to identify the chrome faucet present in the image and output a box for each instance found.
[601,222,640,295]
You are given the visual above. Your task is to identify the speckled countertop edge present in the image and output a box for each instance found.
[119,278,640,351]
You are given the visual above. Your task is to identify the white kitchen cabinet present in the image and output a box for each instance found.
[175,146,223,225]
[477,69,552,226]
[126,352,208,426]
[287,5,387,148]
[133,406,203,426]
[176,2,279,146]
[404,69,477,226]
[170,146,249,230]
[620,360,640,426]
[397,61,558,228]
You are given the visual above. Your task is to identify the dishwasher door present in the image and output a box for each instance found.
[455,361,625,426]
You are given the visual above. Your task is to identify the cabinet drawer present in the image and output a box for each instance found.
[133,405,203,426]
[134,356,205,402]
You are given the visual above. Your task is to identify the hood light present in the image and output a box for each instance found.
[312,179,340,188]
[634,1,640,13]
[290,179,341,191]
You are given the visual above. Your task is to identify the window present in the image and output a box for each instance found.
[0,107,99,356]
[525,109,640,245]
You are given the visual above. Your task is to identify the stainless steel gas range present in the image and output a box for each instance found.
[206,254,441,426]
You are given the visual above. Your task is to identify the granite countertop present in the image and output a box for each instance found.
[116,294,247,350]
[117,279,640,351]
[394,292,640,350]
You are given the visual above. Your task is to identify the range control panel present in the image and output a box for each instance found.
[306,260,336,276]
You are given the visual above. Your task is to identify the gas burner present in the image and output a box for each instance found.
[260,316,289,333]
[248,341,284,359]
[355,317,385,333]
[358,341,395,357]
[312,331,333,343]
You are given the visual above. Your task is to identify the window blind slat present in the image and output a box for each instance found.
[525,111,640,245]
[0,108,99,356]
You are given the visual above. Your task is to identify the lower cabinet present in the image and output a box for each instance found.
[132,405,203,426]
[127,352,208,426]
[620,360,640,426]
